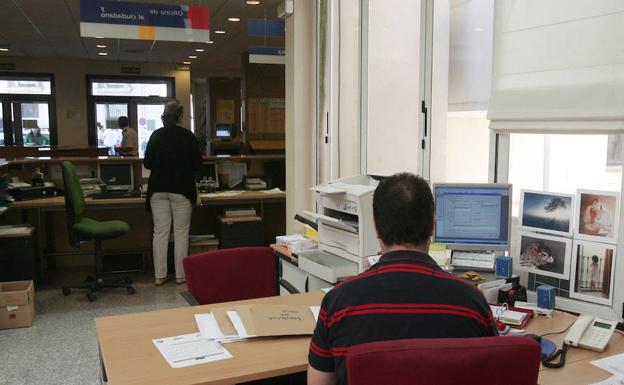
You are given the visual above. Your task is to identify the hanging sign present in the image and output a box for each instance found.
[80,0,210,42]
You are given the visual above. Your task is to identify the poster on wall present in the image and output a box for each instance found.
[519,190,574,237]
[518,231,572,279]
[80,0,210,42]
[574,189,620,244]
[570,240,616,306]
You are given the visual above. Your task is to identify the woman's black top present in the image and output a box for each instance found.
[144,124,202,209]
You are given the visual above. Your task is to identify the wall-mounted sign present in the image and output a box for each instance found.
[121,66,141,74]
[80,0,210,42]
[249,46,285,65]
[247,19,285,38]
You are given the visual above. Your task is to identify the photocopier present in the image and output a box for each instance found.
[298,175,381,284]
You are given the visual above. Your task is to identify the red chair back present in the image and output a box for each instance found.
[183,247,277,305]
[347,336,540,385]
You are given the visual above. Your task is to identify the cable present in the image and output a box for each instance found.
[540,322,574,338]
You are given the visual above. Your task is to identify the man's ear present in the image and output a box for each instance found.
[431,216,436,237]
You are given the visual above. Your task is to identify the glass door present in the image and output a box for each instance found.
[134,100,169,157]
[95,102,129,155]
[11,101,51,146]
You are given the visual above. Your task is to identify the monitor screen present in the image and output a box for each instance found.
[434,184,511,250]
[215,123,233,138]
[99,162,133,190]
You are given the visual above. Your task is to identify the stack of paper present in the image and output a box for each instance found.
[591,353,624,384]
[152,333,232,368]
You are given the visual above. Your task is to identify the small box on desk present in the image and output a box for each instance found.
[495,255,513,278]
[0,280,35,330]
[219,215,263,249]
[537,284,556,310]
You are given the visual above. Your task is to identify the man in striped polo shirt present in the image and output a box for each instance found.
[308,173,497,385]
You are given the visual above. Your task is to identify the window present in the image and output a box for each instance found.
[90,81,168,97]
[0,78,51,95]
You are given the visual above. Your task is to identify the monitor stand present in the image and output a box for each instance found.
[450,250,497,271]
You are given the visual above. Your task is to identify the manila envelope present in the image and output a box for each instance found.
[248,304,316,337]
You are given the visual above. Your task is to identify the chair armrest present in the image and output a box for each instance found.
[180,291,200,306]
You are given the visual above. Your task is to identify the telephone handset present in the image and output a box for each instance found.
[564,314,618,352]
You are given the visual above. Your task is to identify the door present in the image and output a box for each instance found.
[95,102,129,155]
[133,99,169,157]
[10,101,51,146]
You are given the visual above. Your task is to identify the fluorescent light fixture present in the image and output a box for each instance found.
[95,36,104,39]
[206,41,214,44]
[214,30,226,34]
[98,52,108,56]
[188,55,197,59]
[0,48,8,52]
[246,0,260,4]
[183,61,191,65]
[96,44,107,48]
[228,17,240,22]
[195,48,205,52]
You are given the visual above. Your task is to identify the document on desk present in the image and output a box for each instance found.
[195,313,240,342]
[152,332,232,368]
[592,353,624,377]
[310,306,321,322]
[589,375,624,385]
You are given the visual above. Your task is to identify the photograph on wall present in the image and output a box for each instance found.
[570,240,616,306]
[575,189,620,244]
[518,231,571,279]
[519,190,574,237]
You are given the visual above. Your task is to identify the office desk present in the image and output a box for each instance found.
[95,291,624,385]
[96,292,324,385]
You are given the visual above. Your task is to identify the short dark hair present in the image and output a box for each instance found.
[373,173,434,247]
[118,116,129,128]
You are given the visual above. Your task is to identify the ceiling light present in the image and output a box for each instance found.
[214,30,226,34]
[95,36,104,39]
[98,52,108,56]
[206,41,214,44]
[195,48,205,52]
[228,17,240,22]
[246,1,260,4]
[183,61,191,65]
[188,55,197,59]
[96,44,107,48]
[0,48,8,52]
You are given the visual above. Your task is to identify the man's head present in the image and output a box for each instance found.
[118,116,129,129]
[373,173,434,252]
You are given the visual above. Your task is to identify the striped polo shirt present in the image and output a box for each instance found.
[308,249,497,384]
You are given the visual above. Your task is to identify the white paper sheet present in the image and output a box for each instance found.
[195,313,240,342]
[310,306,321,322]
[592,353,624,377]
[226,311,256,338]
[152,332,232,368]
[589,375,624,385]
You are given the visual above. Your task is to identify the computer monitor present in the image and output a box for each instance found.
[433,183,512,251]
[195,161,219,188]
[215,123,233,139]
[98,162,134,191]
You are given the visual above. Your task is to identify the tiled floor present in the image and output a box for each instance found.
[0,268,188,385]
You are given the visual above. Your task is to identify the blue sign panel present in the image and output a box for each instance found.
[249,46,285,56]
[247,19,285,37]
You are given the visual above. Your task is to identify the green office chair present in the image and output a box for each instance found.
[60,161,135,301]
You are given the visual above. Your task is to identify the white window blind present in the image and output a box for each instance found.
[488,0,624,133]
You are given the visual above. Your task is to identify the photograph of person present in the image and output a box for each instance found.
[570,240,616,306]
[575,190,620,244]
[518,231,571,279]
[520,190,574,237]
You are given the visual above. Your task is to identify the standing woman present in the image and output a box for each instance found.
[144,100,202,285]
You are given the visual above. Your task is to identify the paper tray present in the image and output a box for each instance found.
[298,250,358,283]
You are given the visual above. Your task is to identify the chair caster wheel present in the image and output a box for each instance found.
[127,287,136,295]
[87,292,97,302]
[62,287,71,296]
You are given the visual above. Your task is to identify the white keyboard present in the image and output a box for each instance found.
[451,251,496,271]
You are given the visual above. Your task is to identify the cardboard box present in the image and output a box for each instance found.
[0,280,35,330]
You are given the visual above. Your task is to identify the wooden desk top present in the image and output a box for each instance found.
[95,292,324,385]
[95,292,624,385]
[10,190,285,210]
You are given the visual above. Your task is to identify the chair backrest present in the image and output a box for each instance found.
[183,247,278,305]
[61,161,86,246]
[347,336,541,385]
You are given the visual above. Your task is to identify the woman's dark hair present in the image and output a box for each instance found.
[373,173,434,247]
[161,100,183,127]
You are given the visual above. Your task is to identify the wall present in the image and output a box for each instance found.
[0,57,191,147]
[208,77,242,136]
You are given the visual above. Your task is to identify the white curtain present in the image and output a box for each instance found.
[488,0,624,133]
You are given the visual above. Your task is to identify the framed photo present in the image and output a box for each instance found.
[574,189,620,244]
[570,240,616,306]
[518,231,572,279]
[519,190,574,237]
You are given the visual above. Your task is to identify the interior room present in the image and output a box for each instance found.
[0,0,623,384]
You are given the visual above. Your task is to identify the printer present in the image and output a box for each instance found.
[297,175,381,284]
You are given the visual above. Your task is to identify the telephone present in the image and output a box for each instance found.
[564,314,618,352]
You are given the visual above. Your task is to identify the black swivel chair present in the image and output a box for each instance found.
[60,161,135,301]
